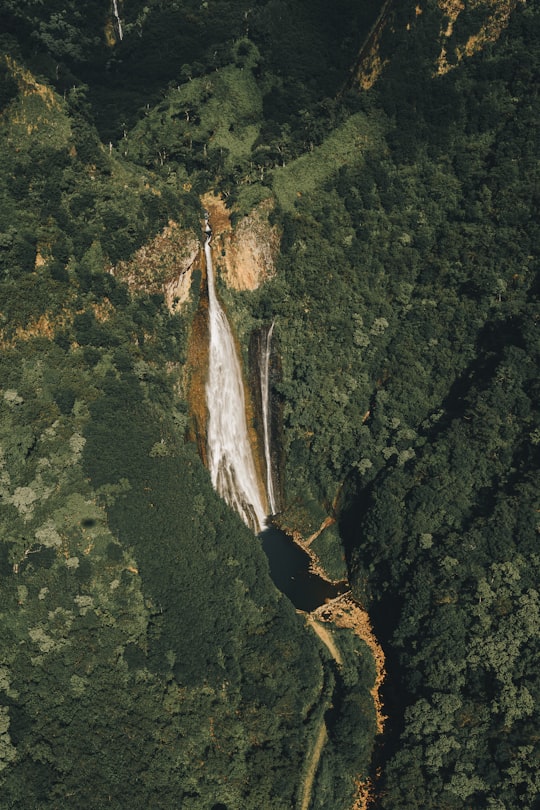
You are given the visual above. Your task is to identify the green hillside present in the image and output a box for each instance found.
[0,1,538,808]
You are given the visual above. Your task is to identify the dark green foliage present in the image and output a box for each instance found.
[1,0,538,807]
[334,4,540,806]
[0,292,327,808]
[0,57,17,111]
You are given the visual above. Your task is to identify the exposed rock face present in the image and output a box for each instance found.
[201,193,280,291]
[249,325,284,514]
[184,294,210,464]
[353,0,520,88]
[436,0,520,75]
[113,194,278,311]
[163,266,197,312]
[354,0,394,91]
[113,220,200,312]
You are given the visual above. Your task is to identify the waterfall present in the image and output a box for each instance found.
[261,321,277,515]
[112,0,123,40]
[204,230,267,533]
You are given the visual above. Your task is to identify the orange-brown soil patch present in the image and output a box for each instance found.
[353,0,393,90]
[351,774,379,810]
[0,311,72,348]
[201,193,279,291]
[436,0,520,74]
[314,594,386,736]
[184,288,210,464]
[5,55,59,109]
[91,300,114,323]
[113,220,200,311]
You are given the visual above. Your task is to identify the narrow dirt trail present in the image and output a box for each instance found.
[299,718,328,810]
[298,615,344,810]
[306,615,343,665]
[301,594,386,810]
[313,594,386,734]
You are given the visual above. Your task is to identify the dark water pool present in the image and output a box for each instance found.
[260,526,347,612]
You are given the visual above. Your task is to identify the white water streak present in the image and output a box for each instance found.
[205,237,267,533]
[261,321,277,514]
[112,0,123,40]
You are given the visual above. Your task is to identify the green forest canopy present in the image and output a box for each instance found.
[0,0,538,808]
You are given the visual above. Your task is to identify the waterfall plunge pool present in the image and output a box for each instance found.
[260,526,348,612]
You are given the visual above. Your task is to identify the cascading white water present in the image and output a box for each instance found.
[261,321,277,515]
[204,231,267,533]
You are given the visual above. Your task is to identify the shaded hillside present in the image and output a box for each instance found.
[0,42,336,810]
[0,1,538,808]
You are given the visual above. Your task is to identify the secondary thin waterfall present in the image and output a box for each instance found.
[204,228,267,533]
[261,321,277,515]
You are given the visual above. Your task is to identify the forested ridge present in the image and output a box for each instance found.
[0,1,538,808]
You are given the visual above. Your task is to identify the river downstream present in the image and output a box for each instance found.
[200,210,384,808]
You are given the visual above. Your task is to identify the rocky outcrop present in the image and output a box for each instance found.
[113,220,200,312]
[352,0,521,89]
[436,0,521,74]
[248,324,283,514]
[201,193,280,291]
[114,191,279,311]
[163,263,198,312]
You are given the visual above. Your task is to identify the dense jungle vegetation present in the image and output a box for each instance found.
[0,0,538,808]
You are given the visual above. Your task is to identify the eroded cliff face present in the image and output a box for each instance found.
[113,219,200,312]
[111,196,279,497]
[112,193,279,311]
[184,195,279,490]
[355,0,521,87]
[201,193,280,291]
[435,0,521,75]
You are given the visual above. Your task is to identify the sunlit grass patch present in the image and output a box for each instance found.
[271,112,385,211]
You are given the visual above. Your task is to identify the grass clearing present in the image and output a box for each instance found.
[271,111,386,211]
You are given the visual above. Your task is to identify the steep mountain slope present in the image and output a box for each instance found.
[0,1,538,808]
[0,47,336,810]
